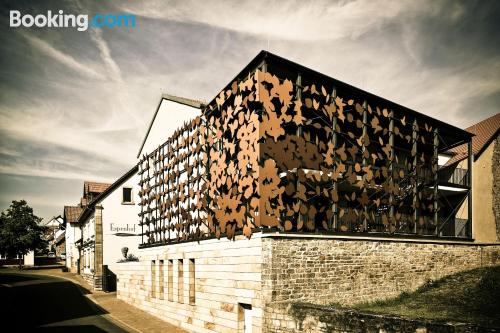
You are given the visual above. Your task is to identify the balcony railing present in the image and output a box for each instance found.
[439,167,469,187]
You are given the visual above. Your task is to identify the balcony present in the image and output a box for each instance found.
[439,167,469,187]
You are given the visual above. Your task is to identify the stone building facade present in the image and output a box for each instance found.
[117,233,500,333]
[116,51,500,332]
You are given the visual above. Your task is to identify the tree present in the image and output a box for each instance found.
[0,200,47,269]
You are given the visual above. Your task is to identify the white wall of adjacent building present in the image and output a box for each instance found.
[101,172,141,274]
[65,222,81,271]
[139,98,200,157]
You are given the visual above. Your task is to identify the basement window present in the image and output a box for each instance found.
[178,259,184,303]
[122,187,133,204]
[189,259,195,304]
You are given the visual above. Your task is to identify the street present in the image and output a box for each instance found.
[0,270,129,332]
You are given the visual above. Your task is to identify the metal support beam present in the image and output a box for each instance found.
[433,128,439,234]
[467,139,473,238]
[296,73,303,229]
[412,119,419,233]
[362,101,369,231]
[331,87,338,231]
[389,110,395,230]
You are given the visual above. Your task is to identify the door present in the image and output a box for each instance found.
[240,303,252,333]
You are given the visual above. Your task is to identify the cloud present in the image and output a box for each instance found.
[89,28,122,82]
[1,0,499,221]
[120,0,424,41]
[20,32,107,80]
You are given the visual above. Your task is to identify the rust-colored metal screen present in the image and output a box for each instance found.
[139,68,444,246]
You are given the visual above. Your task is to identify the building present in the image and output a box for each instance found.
[442,112,500,242]
[78,168,141,291]
[41,215,64,253]
[115,51,500,332]
[137,93,204,158]
[63,205,83,272]
[64,181,111,272]
[53,227,66,257]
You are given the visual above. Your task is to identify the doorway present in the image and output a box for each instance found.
[239,303,252,333]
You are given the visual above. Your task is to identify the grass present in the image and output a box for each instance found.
[346,266,500,328]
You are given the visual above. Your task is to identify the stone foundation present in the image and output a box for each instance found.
[117,235,264,333]
[264,302,492,333]
[81,272,102,291]
[116,233,500,332]
[262,235,500,307]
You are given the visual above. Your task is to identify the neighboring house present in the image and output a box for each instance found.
[115,51,500,333]
[442,112,500,242]
[63,181,111,272]
[78,167,141,291]
[41,215,64,253]
[54,228,66,257]
[63,205,83,272]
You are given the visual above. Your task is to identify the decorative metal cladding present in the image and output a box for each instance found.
[138,117,208,244]
[139,68,445,246]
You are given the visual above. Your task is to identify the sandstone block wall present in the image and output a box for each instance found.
[116,233,500,333]
[117,236,264,333]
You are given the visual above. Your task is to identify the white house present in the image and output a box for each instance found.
[78,166,141,290]
[63,206,83,272]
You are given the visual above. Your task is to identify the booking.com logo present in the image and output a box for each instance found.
[9,10,136,31]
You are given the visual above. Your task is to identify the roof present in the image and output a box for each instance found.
[78,165,138,223]
[64,206,83,224]
[203,50,473,149]
[137,94,205,158]
[84,181,111,194]
[445,112,500,165]
[41,215,62,227]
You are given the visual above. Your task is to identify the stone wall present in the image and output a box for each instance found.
[116,233,500,333]
[261,236,500,307]
[493,135,500,241]
[81,272,102,290]
[116,235,264,333]
[264,302,491,333]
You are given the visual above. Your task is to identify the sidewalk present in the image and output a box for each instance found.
[2,268,188,333]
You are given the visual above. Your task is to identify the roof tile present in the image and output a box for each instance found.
[446,113,500,165]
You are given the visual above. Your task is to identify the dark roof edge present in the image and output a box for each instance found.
[204,50,473,141]
[78,165,138,223]
[136,94,205,158]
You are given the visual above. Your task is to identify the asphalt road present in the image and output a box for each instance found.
[0,271,129,332]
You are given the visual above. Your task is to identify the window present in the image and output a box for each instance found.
[189,259,195,304]
[178,259,184,303]
[151,260,156,298]
[159,260,164,300]
[122,187,133,204]
[168,260,173,301]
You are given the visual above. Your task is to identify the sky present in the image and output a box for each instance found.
[0,0,499,222]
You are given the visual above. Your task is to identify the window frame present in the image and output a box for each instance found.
[122,186,134,205]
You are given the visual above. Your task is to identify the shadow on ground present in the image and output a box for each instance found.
[0,273,125,332]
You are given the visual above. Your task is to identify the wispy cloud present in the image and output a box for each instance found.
[1,0,499,221]
[89,28,122,82]
[20,32,107,81]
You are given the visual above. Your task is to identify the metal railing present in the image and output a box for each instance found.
[439,167,469,186]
